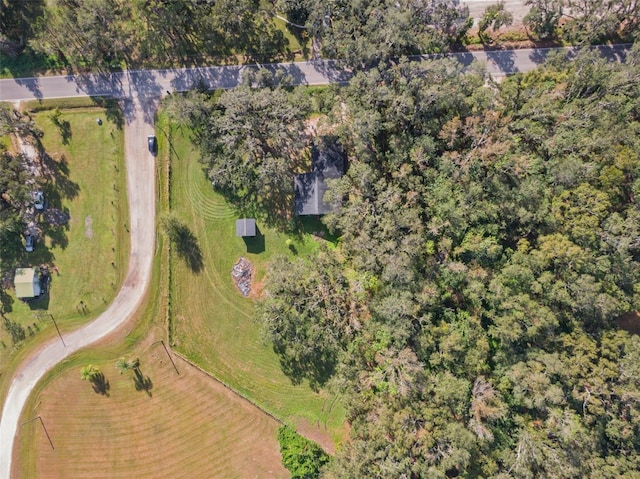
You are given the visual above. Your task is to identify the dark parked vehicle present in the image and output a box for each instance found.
[25,234,35,252]
[147,135,157,155]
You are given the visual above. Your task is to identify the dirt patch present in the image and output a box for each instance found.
[616,311,640,336]
[249,279,265,300]
[232,257,253,297]
[296,417,337,454]
[84,215,93,239]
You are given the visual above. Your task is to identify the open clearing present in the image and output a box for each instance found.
[15,345,287,478]
[163,112,346,447]
[0,103,128,395]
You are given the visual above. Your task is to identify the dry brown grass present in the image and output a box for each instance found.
[14,346,288,479]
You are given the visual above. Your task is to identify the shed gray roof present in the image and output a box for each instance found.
[236,218,256,237]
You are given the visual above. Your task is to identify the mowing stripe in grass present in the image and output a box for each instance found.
[164,112,347,446]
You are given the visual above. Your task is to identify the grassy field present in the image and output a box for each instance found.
[15,344,287,479]
[0,103,128,397]
[162,113,347,447]
[273,17,308,60]
[11,113,288,478]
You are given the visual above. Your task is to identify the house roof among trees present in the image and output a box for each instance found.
[311,136,344,179]
[14,267,40,298]
[295,172,333,216]
[235,218,256,237]
[294,137,345,216]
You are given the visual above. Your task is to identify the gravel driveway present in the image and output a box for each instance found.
[0,95,156,479]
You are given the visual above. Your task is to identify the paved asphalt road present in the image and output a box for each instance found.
[0,45,632,104]
[0,44,632,478]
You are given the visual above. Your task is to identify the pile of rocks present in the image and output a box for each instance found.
[232,257,252,297]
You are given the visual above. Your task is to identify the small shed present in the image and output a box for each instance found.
[14,268,41,299]
[236,218,256,237]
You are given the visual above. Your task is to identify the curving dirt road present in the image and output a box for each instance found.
[0,95,156,479]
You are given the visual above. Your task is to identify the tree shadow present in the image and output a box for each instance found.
[39,152,80,201]
[39,208,71,250]
[284,19,310,59]
[91,97,124,129]
[486,49,518,76]
[529,47,554,67]
[273,343,337,392]
[0,288,14,314]
[50,114,72,145]
[173,224,204,273]
[294,216,340,245]
[58,119,72,145]
[132,367,153,397]
[91,372,110,396]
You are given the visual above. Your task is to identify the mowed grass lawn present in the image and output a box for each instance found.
[15,346,287,478]
[164,115,346,446]
[0,104,128,390]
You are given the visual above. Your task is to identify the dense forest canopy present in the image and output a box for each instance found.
[524,0,640,42]
[300,0,472,66]
[3,0,639,73]
[2,0,292,71]
[177,45,640,477]
[3,0,639,476]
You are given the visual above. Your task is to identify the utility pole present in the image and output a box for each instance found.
[152,339,179,375]
[22,416,54,450]
[49,314,65,347]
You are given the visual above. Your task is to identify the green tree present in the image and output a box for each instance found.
[32,0,134,71]
[0,0,45,53]
[2,317,26,344]
[0,147,36,270]
[524,0,564,38]
[116,357,152,394]
[306,0,471,68]
[478,2,513,43]
[115,356,140,374]
[81,364,109,395]
[258,44,640,477]
[277,426,330,478]
[197,75,311,226]
[28,0,292,71]
[260,248,363,389]
[525,0,640,42]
